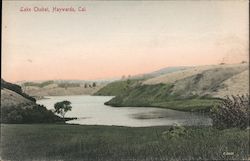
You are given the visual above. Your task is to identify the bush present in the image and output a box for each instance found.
[162,124,187,140]
[1,104,64,124]
[210,95,249,129]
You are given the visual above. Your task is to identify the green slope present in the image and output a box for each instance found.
[94,66,190,96]
[94,79,142,96]
[105,83,220,112]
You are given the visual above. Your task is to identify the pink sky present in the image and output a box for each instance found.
[2,1,249,82]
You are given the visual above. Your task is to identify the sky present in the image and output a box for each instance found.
[2,0,249,82]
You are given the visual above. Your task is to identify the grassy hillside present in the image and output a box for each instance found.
[24,86,103,98]
[1,124,248,161]
[171,65,248,97]
[104,64,248,112]
[131,66,189,80]
[94,79,142,96]
[94,66,190,96]
[22,82,105,97]
[1,90,64,124]
[1,79,64,124]
[143,64,248,86]
[22,80,54,88]
[147,66,189,77]
[1,79,36,102]
[105,83,220,112]
[213,70,249,97]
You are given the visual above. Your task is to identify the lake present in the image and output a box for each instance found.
[37,95,212,127]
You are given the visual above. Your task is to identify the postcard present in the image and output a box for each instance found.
[1,0,249,161]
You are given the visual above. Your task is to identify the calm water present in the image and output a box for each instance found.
[37,95,212,127]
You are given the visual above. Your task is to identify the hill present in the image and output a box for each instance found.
[1,79,64,123]
[212,70,249,97]
[94,66,189,96]
[1,79,36,102]
[131,66,189,80]
[103,63,249,112]
[170,64,248,98]
[94,79,142,96]
[104,83,220,112]
[21,80,106,98]
[143,64,247,85]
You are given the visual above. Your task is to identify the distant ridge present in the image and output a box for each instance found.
[131,66,189,80]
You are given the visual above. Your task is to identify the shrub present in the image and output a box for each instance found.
[162,124,187,140]
[6,109,23,123]
[210,95,249,129]
[1,104,64,124]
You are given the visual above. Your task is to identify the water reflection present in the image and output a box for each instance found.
[37,95,212,127]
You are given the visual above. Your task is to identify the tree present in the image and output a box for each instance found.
[92,82,96,87]
[54,100,72,119]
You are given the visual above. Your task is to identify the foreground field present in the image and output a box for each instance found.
[1,124,249,161]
